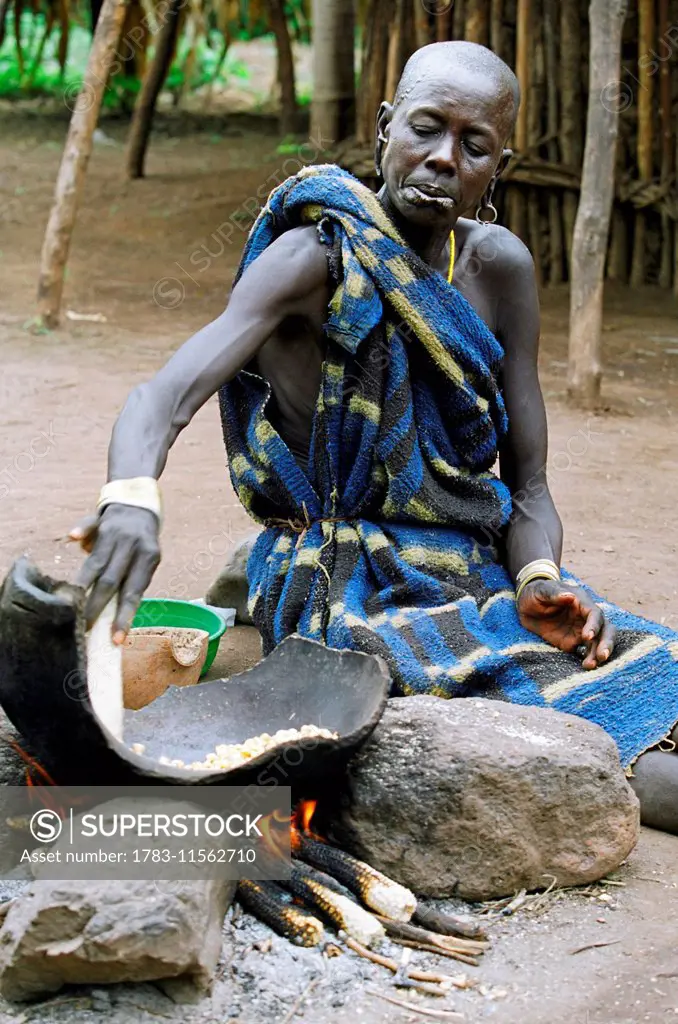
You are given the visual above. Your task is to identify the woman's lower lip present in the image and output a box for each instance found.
[404,186,457,211]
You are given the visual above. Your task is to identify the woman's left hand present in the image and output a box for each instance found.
[517,579,616,669]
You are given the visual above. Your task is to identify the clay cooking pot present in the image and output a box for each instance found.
[122,626,209,710]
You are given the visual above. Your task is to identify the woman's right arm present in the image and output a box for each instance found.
[72,226,328,639]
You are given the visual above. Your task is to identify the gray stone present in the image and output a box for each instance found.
[206,532,261,626]
[331,696,640,901]
[0,709,30,787]
[89,987,112,1012]
[0,878,235,1003]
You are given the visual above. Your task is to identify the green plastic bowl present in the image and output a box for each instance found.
[132,599,227,677]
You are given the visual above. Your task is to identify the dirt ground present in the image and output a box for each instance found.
[1,107,678,1023]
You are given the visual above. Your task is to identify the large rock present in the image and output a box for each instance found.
[206,531,261,626]
[0,878,235,1003]
[331,696,640,901]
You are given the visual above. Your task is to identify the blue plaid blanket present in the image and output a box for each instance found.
[219,164,678,768]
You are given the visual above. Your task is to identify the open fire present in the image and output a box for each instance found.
[237,798,490,995]
[289,800,417,922]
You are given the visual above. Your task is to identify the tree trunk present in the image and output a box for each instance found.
[526,12,543,285]
[357,0,389,146]
[452,0,465,39]
[514,0,530,153]
[27,9,56,88]
[436,2,452,41]
[385,0,413,104]
[630,0,654,288]
[268,0,298,135]
[490,0,503,57]
[675,81,678,297]
[568,0,627,408]
[658,0,673,289]
[466,0,489,45]
[0,0,10,50]
[508,0,530,242]
[36,0,128,329]
[543,0,563,284]
[174,0,204,110]
[675,148,678,296]
[125,0,182,180]
[560,0,582,277]
[13,0,24,77]
[311,0,355,145]
[413,0,430,48]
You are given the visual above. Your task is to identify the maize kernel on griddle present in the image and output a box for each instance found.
[135,724,339,771]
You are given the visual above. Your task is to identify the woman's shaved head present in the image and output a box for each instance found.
[375,41,519,229]
[394,41,520,142]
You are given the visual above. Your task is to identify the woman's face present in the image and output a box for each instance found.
[379,64,513,228]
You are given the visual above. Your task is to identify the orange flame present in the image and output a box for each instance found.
[299,799,317,834]
[261,799,323,860]
[2,735,94,810]
[290,799,323,852]
[0,735,71,821]
[5,738,58,788]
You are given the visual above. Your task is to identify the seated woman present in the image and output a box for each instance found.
[73,42,678,832]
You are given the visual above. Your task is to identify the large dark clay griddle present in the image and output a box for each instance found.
[0,557,390,787]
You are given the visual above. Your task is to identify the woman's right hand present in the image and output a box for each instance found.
[69,504,161,643]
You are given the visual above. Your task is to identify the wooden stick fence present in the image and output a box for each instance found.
[341,0,678,290]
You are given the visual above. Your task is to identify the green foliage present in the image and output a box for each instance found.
[0,10,88,98]
[276,135,314,154]
[165,30,251,93]
[296,84,311,108]
[0,7,254,106]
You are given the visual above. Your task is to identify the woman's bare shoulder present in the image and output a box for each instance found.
[233,224,330,310]
[456,217,535,281]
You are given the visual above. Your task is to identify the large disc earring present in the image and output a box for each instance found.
[476,199,498,224]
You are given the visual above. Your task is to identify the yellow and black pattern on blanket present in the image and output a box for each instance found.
[218,164,678,769]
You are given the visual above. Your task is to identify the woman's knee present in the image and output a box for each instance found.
[629,750,678,834]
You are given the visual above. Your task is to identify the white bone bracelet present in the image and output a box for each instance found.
[97,477,162,524]
[515,558,561,603]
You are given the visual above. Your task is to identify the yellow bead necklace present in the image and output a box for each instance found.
[447,230,455,284]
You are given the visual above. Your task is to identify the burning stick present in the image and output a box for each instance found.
[283,862,385,948]
[293,801,416,922]
[236,880,325,948]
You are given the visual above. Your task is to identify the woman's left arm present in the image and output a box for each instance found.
[494,231,615,669]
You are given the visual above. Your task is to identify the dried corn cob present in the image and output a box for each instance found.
[283,863,385,948]
[236,880,325,947]
[289,858,356,899]
[292,832,416,922]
